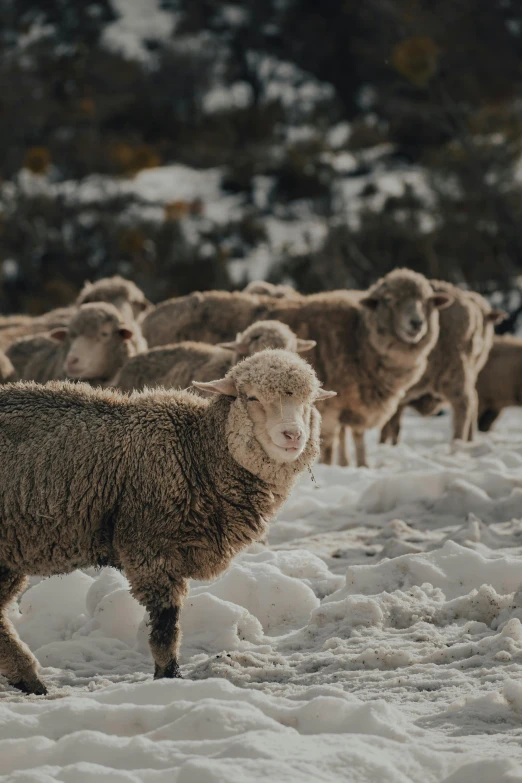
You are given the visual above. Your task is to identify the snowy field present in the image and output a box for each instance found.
[2,409,522,781]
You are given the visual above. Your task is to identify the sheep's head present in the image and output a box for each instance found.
[360,268,452,350]
[50,303,135,381]
[243,281,298,298]
[218,320,315,358]
[194,349,335,471]
[77,275,152,321]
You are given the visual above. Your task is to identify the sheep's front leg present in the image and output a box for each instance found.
[123,560,187,679]
[0,569,47,695]
[148,604,183,679]
[467,388,479,442]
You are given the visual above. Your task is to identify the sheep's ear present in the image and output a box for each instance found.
[431,293,453,310]
[360,296,379,310]
[49,328,68,342]
[138,298,153,312]
[315,388,337,401]
[119,328,134,341]
[296,338,316,352]
[486,309,508,324]
[218,340,248,355]
[192,378,238,396]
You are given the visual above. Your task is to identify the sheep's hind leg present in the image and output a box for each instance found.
[379,406,403,445]
[0,568,47,695]
[448,385,475,441]
[337,425,350,467]
[352,429,368,468]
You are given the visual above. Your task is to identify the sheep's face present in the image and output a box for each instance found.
[391,295,431,344]
[218,321,315,358]
[193,349,335,467]
[51,304,134,381]
[242,384,313,463]
[361,272,452,349]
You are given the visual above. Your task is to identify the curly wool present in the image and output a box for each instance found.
[117,321,303,394]
[7,303,144,384]
[77,275,151,318]
[381,281,502,443]
[0,350,324,692]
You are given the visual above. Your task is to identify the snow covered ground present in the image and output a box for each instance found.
[2,409,522,781]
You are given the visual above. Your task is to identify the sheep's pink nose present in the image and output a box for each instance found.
[283,429,302,443]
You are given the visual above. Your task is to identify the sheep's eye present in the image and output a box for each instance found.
[247,396,258,402]
[101,331,111,337]
[285,391,293,396]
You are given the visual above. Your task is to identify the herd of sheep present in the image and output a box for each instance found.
[0,269,518,695]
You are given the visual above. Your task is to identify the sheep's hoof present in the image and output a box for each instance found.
[10,677,48,696]
[154,661,183,680]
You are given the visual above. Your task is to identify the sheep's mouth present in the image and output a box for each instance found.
[397,328,426,345]
[269,441,305,461]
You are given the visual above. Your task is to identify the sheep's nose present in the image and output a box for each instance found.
[283,429,302,443]
[67,357,79,367]
[410,317,423,332]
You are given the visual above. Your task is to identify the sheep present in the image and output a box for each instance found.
[243,281,300,298]
[6,303,146,385]
[141,269,451,466]
[76,275,153,322]
[476,335,522,431]
[0,309,71,353]
[0,277,150,352]
[117,319,316,393]
[379,282,506,444]
[0,349,335,694]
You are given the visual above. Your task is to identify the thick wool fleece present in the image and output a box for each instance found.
[142,268,440,466]
[380,282,501,443]
[0,308,72,353]
[77,275,151,320]
[0,349,322,693]
[117,320,303,393]
[243,281,300,298]
[6,303,144,385]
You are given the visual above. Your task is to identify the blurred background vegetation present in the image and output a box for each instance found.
[1,0,522,327]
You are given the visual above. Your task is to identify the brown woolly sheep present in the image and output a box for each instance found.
[0,277,150,352]
[7,303,145,385]
[141,269,451,466]
[380,282,506,444]
[477,335,522,431]
[0,350,335,694]
[243,281,300,298]
[117,319,315,393]
[76,275,153,322]
[0,309,71,353]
